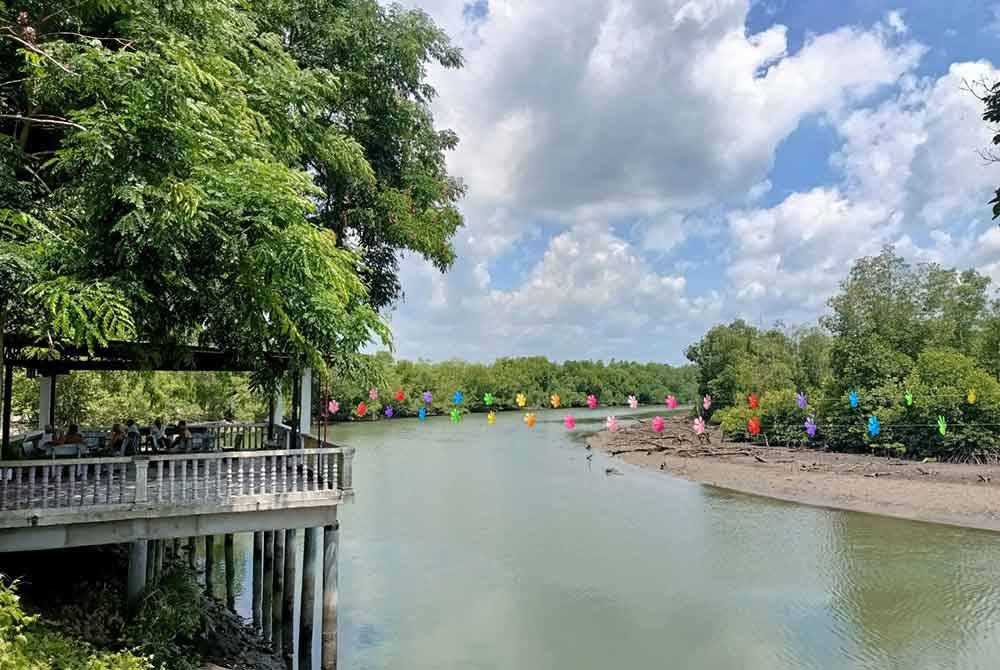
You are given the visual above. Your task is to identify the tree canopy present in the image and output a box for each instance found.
[0,0,463,383]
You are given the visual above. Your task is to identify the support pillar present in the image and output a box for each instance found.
[299,527,320,670]
[146,540,156,584]
[205,535,216,598]
[321,523,338,670]
[38,376,54,430]
[187,537,196,569]
[262,531,274,642]
[272,530,286,650]
[127,540,148,611]
[252,531,263,633]
[172,538,180,560]
[282,529,297,666]
[225,533,236,611]
[154,539,163,578]
[271,391,284,428]
[299,368,312,438]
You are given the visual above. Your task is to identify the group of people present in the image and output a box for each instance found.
[36,418,195,456]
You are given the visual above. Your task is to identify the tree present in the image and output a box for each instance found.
[0,1,436,385]
[981,78,1000,220]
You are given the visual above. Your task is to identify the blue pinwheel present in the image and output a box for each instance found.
[849,390,859,409]
[867,415,880,438]
[453,390,464,405]
[418,407,427,422]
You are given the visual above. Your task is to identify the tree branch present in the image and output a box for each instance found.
[1,114,85,131]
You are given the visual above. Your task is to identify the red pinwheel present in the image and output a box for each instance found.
[747,393,759,410]
[356,401,367,417]
[747,416,761,436]
[395,390,405,402]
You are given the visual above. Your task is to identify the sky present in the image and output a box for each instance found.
[384,0,1000,365]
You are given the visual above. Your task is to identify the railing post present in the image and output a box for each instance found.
[336,449,353,492]
[135,459,149,503]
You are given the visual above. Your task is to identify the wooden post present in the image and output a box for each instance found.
[272,530,286,651]
[127,540,148,611]
[224,533,236,612]
[252,531,263,633]
[282,528,297,666]
[262,530,274,643]
[321,523,338,670]
[299,526,320,670]
[205,535,216,598]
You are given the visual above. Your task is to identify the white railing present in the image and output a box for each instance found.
[0,446,353,513]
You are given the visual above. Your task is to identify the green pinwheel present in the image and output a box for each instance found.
[450,408,461,423]
[904,391,913,407]
[484,393,495,406]
[937,415,947,436]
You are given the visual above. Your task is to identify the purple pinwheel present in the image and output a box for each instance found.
[422,391,433,404]
[796,391,807,409]
[384,405,394,418]
[804,417,817,438]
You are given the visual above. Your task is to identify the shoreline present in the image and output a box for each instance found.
[588,417,1000,533]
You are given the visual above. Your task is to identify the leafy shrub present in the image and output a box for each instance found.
[126,566,205,670]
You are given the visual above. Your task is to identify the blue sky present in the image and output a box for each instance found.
[386,0,1000,364]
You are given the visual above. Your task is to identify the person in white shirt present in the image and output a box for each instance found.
[149,418,169,451]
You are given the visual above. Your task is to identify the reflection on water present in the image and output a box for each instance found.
[224,409,1000,669]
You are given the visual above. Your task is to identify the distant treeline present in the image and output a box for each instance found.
[325,354,698,416]
[688,247,1000,462]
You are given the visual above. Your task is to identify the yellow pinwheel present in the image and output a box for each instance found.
[487,411,497,425]
[550,393,561,409]
[516,393,527,408]
[968,389,977,404]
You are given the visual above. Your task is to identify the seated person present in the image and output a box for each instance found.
[57,424,84,445]
[149,418,170,451]
[39,424,55,450]
[106,423,125,453]
[123,419,141,455]
[170,420,194,452]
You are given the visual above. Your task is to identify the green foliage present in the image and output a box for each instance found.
[713,389,814,445]
[325,353,698,417]
[126,567,204,670]
[0,579,149,670]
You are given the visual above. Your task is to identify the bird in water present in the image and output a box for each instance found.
[605,467,622,476]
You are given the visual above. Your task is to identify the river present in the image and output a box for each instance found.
[214,408,1000,669]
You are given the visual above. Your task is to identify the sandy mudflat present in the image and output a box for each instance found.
[588,416,1000,532]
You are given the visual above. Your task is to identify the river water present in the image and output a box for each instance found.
[216,408,1000,669]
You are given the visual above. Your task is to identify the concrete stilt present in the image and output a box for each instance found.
[299,527,320,670]
[146,540,156,584]
[282,528,297,667]
[154,538,164,577]
[187,536,196,569]
[127,540,148,611]
[252,531,263,633]
[262,530,274,642]
[225,533,236,611]
[172,538,180,561]
[272,530,286,650]
[321,523,338,670]
[205,535,216,597]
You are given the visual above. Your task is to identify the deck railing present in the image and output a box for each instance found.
[0,445,353,514]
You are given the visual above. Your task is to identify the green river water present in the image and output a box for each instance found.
[214,408,1000,669]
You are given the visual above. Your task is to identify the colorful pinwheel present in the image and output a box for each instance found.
[395,390,405,402]
[651,416,665,433]
[747,417,761,436]
[904,391,913,407]
[563,415,576,429]
[693,417,706,435]
[867,415,880,438]
[418,407,427,421]
[524,413,537,428]
[606,415,619,432]
[384,405,394,418]
[327,399,340,415]
[748,393,759,410]
[453,390,464,405]
[804,417,817,438]
[666,395,677,410]
[368,388,379,401]
[587,394,598,409]
[628,395,638,409]
[484,393,495,406]
[356,402,367,417]
[703,395,712,411]
[849,390,859,409]
[516,393,527,408]
[937,415,947,436]
[422,391,433,404]
[968,389,977,405]
[487,411,497,425]
[796,392,807,410]
[550,394,561,409]
[450,408,461,423]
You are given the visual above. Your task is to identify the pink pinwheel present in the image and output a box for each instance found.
[703,395,712,411]
[628,395,638,409]
[563,415,576,430]
[605,416,618,432]
[368,387,379,401]
[327,399,340,415]
[693,417,706,435]
[666,395,677,410]
[651,416,665,433]
[587,394,598,409]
